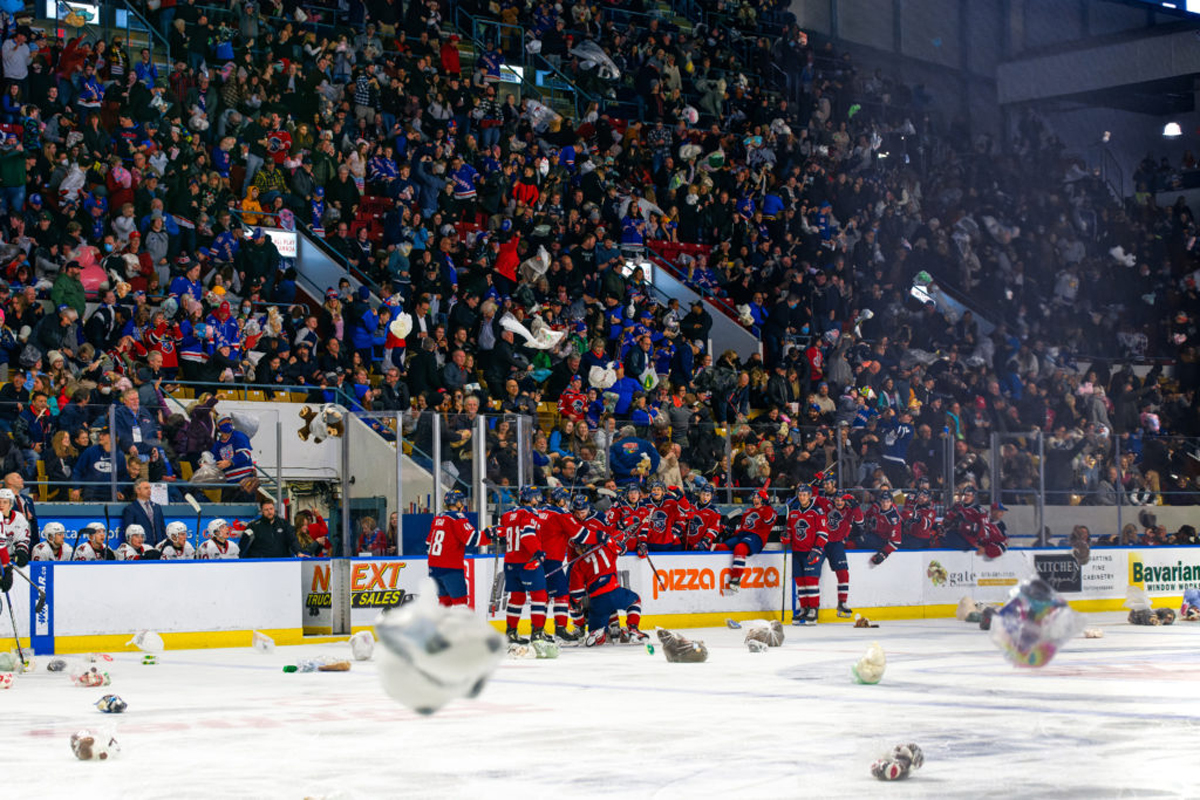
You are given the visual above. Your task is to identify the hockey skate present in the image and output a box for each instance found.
[723,575,741,595]
[626,627,649,643]
[584,628,607,647]
[555,625,581,643]
[792,610,808,625]
[530,629,551,643]
[806,607,819,623]
[837,603,853,618]
[506,628,529,645]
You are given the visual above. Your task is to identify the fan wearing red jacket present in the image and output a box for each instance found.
[683,482,722,550]
[783,484,827,623]
[943,485,1008,559]
[568,502,648,646]
[901,485,940,549]
[714,490,777,594]
[427,489,488,607]
[863,492,904,564]
[813,492,864,617]
[557,375,588,422]
[501,486,550,645]
[537,487,584,641]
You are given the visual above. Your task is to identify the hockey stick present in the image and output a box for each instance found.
[643,551,666,590]
[184,493,203,542]
[10,566,46,614]
[3,588,29,668]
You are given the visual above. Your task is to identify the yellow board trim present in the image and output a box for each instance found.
[51,628,351,654]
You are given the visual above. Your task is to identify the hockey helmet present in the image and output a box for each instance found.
[697,482,714,498]
[166,521,189,540]
[550,487,571,504]
[125,524,146,540]
[43,521,66,539]
[207,518,229,538]
[796,484,813,497]
[0,488,14,504]
[518,486,543,507]
[648,479,666,492]
[570,494,591,515]
[87,523,107,538]
[622,484,642,502]
[959,483,977,498]
[443,489,466,509]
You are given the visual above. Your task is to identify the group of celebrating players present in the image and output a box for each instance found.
[425,473,1009,641]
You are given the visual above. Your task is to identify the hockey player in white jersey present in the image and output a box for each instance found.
[73,524,116,561]
[32,521,73,561]
[197,518,240,560]
[159,522,196,560]
[0,488,31,566]
[115,525,162,560]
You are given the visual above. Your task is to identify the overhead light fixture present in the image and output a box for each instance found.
[1163,122,1183,138]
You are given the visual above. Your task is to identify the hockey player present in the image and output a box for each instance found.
[942,485,1007,559]
[863,491,903,564]
[812,493,863,618]
[605,483,649,550]
[160,521,196,560]
[537,488,584,640]
[783,484,827,624]
[501,486,550,645]
[73,524,117,561]
[427,489,487,608]
[819,472,840,503]
[714,489,778,594]
[32,521,73,561]
[115,524,162,560]
[0,488,31,567]
[568,521,648,646]
[901,483,940,549]
[642,479,682,551]
[197,518,241,559]
[683,482,722,550]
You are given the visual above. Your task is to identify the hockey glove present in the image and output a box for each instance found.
[524,550,545,571]
[0,565,11,593]
[141,549,163,561]
[636,543,648,559]
[14,544,29,568]
[870,551,888,566]
[805,549,824,568]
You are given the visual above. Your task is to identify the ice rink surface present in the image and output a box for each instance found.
[5,612,1200,799]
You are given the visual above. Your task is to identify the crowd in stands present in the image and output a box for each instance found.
[0,0,1194,555]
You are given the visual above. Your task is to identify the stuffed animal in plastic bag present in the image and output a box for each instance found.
[989,578,1083,668]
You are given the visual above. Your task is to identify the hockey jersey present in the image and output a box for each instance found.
[536,505,581,562]
[197,538,240,560]
[605,502,649,548]
[642,496,681,547]
[32,540,73,561]
[943,502,1007,559]
[901,500,939,542]
[0,509,31,564]
[115,542,159,561]
[785,499,827,551]
[159,541,195,560]
[684,501,723,550]
[500,506,543,566]
[733,504,778,547]
[864,503,903,556]
[73,541,115,561]
[820,498,863,546]
[211,431,256,483]
[427,511,485,570]
[568,530,624,600]
[558,390,587,422]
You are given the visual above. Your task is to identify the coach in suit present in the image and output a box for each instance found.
[121,478,167,546]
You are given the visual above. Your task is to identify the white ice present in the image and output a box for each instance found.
[5,613,1200,799]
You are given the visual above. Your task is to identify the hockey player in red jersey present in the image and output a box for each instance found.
[642,480,682,551]
[501,486,551,645]
[605,483,649,550]
[568,503,648,646]
[783,484,827,624]
[901,483,940,549]
[862,491,903,564]
[538,487,584,641]
[943,485,1007,559]
[683,482,723,550]
[714,489,777,594]
[427,489,488,607]
[813,492,863,618]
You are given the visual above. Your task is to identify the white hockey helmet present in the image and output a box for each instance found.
[88,523,107,537]
[125,524,146,541]
[0,488,14,504]
[43,521,66,539]
[166,521,189,540]
[207,518,229,538]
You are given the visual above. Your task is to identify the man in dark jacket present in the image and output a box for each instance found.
[680,300,712,344]
[240,498,302,558]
